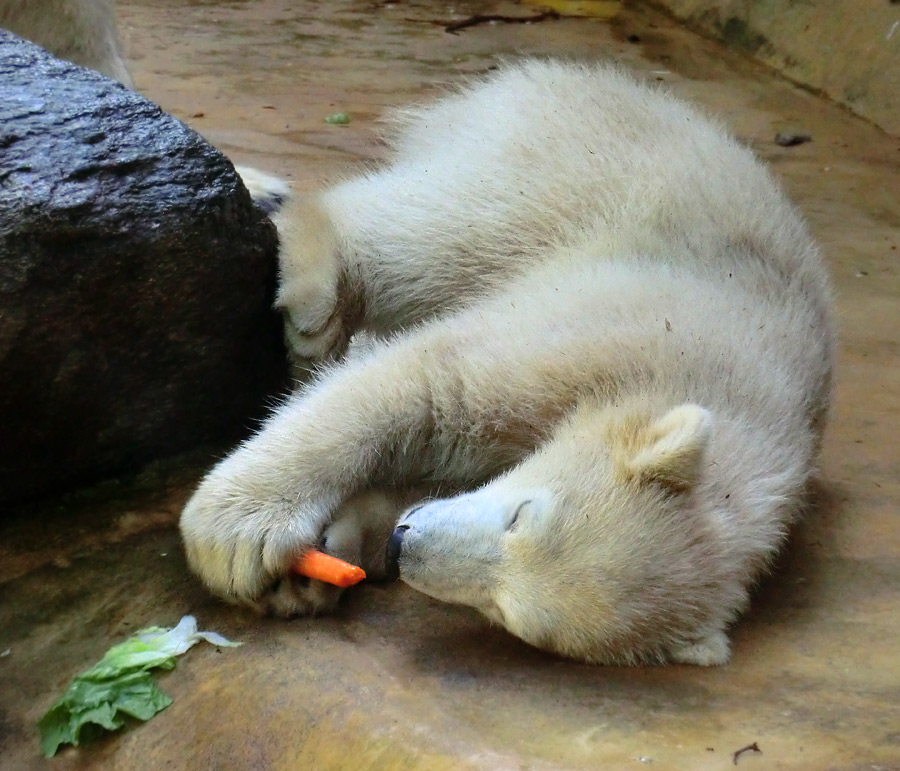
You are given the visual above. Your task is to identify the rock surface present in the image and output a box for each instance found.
[0,31,287,504]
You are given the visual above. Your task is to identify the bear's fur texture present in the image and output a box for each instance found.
[0,0,132,86]
[181,61,835,666]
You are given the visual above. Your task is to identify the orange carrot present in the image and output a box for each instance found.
[292,550,367,588]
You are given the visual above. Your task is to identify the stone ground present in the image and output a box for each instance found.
[2,1,899,769]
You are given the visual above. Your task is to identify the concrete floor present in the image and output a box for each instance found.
[2,1,900,769]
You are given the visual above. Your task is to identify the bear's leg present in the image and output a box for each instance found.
[270,195,358,368]
[274,181,553,369]
[179,318,549,616]
[273,110,599,366]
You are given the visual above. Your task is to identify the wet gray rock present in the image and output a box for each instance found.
[0,31,288,505]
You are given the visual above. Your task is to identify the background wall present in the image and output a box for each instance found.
[649,0,900,135]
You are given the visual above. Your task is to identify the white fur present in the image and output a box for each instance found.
[180,61,834,666]
[1,0,132,87]
[234,166,292,216]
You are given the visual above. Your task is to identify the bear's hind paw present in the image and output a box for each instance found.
[668,629,731,666]
[235,165,292,215]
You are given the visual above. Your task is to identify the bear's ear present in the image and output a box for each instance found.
[627,405,712,491]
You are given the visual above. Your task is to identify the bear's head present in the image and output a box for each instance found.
[388,403,729,665]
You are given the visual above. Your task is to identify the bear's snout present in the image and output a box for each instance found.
[384,524,409,581]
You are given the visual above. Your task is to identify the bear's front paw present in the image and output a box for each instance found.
[179,471,339,617]
[274,197,353,366]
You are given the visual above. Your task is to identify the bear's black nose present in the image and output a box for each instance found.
[384,524,409,581]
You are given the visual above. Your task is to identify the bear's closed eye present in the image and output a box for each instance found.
[506,500,531,531]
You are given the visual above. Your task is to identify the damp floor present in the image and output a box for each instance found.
[2,1,899,769]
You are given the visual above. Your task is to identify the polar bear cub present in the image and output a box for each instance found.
[180,61,834,666]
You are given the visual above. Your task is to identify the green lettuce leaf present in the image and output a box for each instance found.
[38,615,240,757]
